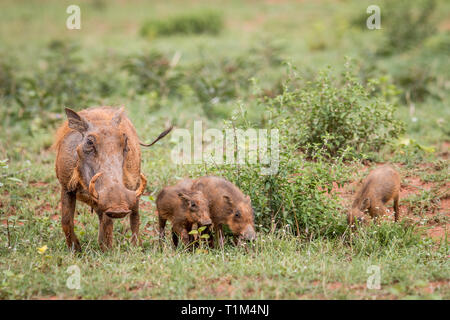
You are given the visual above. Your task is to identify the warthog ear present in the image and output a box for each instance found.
[198,191,210,206]
[361,198,370,210]
[65,108,89,134]
[178,192,191,204]
[245,195,251,203]
[111,107,125,127]
[223,195,233,211]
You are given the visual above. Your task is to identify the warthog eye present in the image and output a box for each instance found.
[84,137,96,153]
[123,135,129,153]
[190,201,197,208]
[235,210,241,218]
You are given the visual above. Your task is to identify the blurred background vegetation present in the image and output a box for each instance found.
[0,0,448,145]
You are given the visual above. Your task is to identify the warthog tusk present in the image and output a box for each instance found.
[88,172,103,201]
[135,173,147,198]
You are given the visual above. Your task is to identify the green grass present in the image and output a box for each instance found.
[0,134,448,299]
[1,218,448,299]
[0,0,449,299]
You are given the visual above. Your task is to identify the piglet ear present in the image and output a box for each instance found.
[178,192,191,203]
[223,195,233,207]
[197,191,210,207]
[65,108,89,134]
[361,198,371,210]
[245,195,251,203]
[111,107,125,127]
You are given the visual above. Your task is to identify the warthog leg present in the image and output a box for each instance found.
[394,195,400,222]
[129,200,140,246]
[158,215,167,243]
[98,213,114,251]
[61,189,81,252]
[171,230,178,248]
[215,224,225,249]
[171,225,190,247]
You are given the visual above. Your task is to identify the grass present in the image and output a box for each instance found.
[1,225,448,299]
[1,152,448,299]
[0,0,449,299]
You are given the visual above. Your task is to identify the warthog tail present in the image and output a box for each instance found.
[139,125,173,147]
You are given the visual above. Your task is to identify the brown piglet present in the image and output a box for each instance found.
[191,176,256,247]
[156,179,212,247]
[348,165,401,226]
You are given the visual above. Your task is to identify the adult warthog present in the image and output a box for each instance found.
[54,106,171,251]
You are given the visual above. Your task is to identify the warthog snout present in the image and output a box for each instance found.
[101,188,136,219]
[242,225,256,241]
[201,218,213,226]
[88,172,147,219]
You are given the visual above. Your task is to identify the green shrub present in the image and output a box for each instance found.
[271,61,404,158]
[0,40,124,130]
[191,109,352,238]
[0,56,18,98]
[123,44,282,118]
[186,55,258,118]
[141,10,223,38]
[380,0,437,54]
[397,68,434,103]
[389,138,436,165]
[189,60,405,236]
[2,41,100,127]
[354,52,444,105]
[186,42,284,119]
[123,50,184,97]
[423,31,450,55]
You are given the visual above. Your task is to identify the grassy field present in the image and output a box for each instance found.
[0,0,449,299]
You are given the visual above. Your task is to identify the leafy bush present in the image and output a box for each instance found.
[1,41,101,128]
[354,52,444,105]
[122,43,284,119]
[0,56,18,98]
[188,60,406,236]
[270,61,404,158]
[380,0,437,54]
[191,109,352,238]
[141,10,223,38]
[389,138,436,165]
[0,40,124,130]
[186,55,258,118]
[123,51,184,97]
[186,42,284,118]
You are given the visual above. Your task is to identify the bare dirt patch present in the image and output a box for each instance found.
[29,181,49,188]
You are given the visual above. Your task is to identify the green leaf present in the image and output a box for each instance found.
[188,230,198,235]
[140,195,154,202]
[198,226,207,232]
[3,270,14,277]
